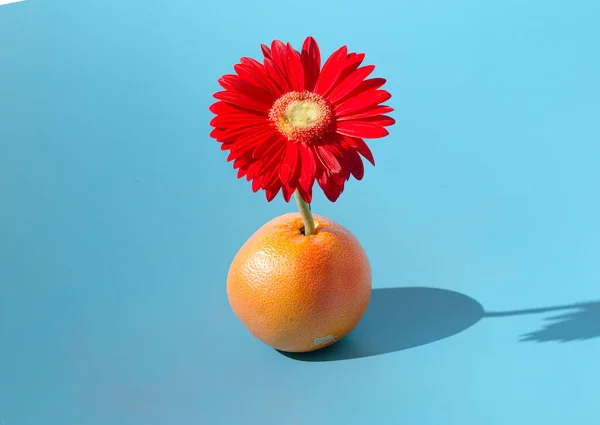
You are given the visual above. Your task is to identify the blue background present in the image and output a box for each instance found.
[1,0,599,424]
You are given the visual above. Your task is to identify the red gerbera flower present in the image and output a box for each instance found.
[209,36,394,203]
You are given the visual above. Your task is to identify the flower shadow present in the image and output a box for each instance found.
[279,287,485,362]
[484,301,600,342]
[519,302,600,343]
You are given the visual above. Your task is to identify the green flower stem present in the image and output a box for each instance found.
[294,190,315,236]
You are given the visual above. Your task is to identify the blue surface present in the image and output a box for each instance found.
[1,0,599,424]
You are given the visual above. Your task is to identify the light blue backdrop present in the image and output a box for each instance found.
[1,0,599,424]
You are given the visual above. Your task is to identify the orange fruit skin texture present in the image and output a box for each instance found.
[226,212,372,353]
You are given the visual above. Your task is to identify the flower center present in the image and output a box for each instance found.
[269,91,333,143]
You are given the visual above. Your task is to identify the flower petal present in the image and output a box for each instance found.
[315,144,342,175]
[285,42,305,91]
[360,115,396,127]
[236,58,283,96]
[232,152,253,170]
[295,185,312,204]
[251,174,263,192]
[210,113,266,129]
[298,144,316,195]
[227,138,269,163]
[260,164,281,190]
[337,105,394,121]
[270,41,291,79]
[218,74,277,105]
[265,181,281,202]
[326,143,350,183]
[301,36,321,91]
[334,89,392,117]
[280,142,300,185]
[347,149,365,180]
[270,41,305,92]
[209,100,262,116]
[313,45,348,96]
[335,77,387,106]
[281,184,294,202]
[212,122,271,143]
[261,44,272,60]
[317,169,344,202]
[325,65,375,105]
[213,91,271,113]
[259,144,286,175]
[264,57,291,93]
[316,51,365,98]
[333,53,366,90]
[252,134,280,159]
[344,136,375,165]
[336,120,389,138]
[246,161,262,181]
[226,127,274,152]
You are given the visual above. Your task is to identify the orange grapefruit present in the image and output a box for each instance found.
[226,212,372,353]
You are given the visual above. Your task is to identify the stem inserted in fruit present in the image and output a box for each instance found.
[294,190,315,236]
